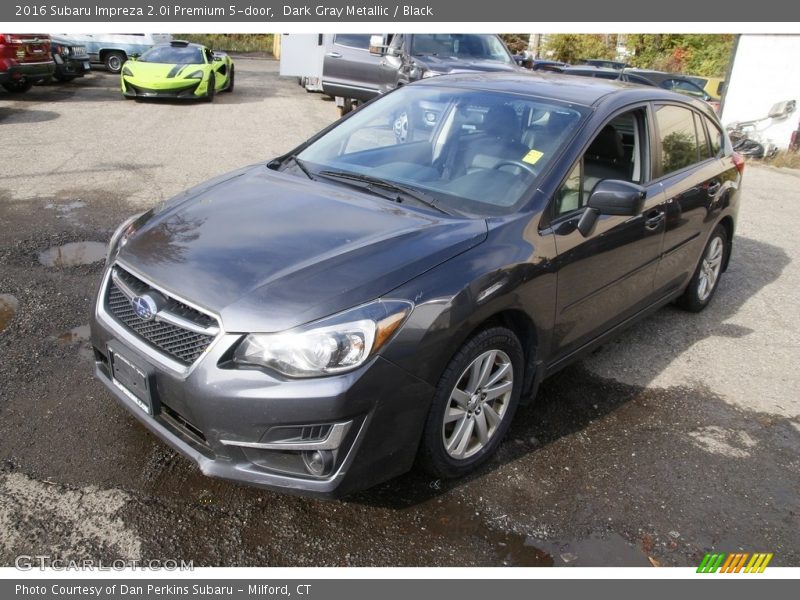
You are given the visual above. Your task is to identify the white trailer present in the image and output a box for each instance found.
[278,33,330,93]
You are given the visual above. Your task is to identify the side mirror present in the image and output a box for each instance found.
[577,179,647,237]
[369,34,387,56]
[129,53,140,60]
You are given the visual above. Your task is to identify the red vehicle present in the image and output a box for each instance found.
[0,33,55,93]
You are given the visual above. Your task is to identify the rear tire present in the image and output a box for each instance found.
[104,51,126,74]
[2,80,33,93]
[676,224,728,312]
[418,326,524,479]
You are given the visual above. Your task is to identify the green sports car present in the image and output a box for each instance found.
[121,40,234,101]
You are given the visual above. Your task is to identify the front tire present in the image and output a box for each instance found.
[104,51,126,74]
[677,224,728,312]
[418,326,524,479]
[204,73,216,102]
[223,66,234,92]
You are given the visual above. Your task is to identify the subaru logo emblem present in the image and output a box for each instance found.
[131,294,159,322]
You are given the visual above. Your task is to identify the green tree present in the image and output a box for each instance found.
[543,34,617,64]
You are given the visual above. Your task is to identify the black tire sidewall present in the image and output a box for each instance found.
[419,326,524,479]
[206,73,215,101]
[678,224,728,312]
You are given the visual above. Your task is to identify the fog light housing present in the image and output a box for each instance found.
[302,450,334,477]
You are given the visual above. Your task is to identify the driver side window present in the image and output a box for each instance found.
[554,108,647,217]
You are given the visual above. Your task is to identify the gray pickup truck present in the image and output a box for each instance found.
[322,33,521,115]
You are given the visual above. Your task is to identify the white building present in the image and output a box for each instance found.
[722,34,800,151]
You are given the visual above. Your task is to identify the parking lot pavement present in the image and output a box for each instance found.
[1,59,798,567]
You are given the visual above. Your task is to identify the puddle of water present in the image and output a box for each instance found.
[0,294,19,333]
[57,324,90,344]
[533,532,653,567]
[38,242,106,267]
[417,493,651,566]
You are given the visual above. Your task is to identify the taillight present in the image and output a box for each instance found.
[791,129,798,152]
[732,152,745,174]
[0,35,6,45]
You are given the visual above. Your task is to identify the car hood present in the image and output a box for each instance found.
[118,166,487,332]
[125,61,202,79]
[418,56,519,75]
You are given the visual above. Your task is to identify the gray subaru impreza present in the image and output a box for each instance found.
[91,72,741,496]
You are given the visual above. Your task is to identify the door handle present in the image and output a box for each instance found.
[380,60,387,66]
[644,209,665,230]
[707,180,721,196]
[326,52,342,58]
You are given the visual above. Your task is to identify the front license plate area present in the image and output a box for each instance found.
[108,344,155,415]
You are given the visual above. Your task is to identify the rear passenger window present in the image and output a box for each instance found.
[655,105,704,175]
[333,34,372,50]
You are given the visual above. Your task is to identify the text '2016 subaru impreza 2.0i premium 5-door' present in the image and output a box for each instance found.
[91,73,742,497]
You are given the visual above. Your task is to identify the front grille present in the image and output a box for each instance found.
[105,266,217,365]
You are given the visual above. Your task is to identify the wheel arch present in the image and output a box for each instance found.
[457,308,541,403]
[98,48,126,62]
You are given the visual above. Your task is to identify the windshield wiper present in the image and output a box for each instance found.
[317,170,451,215]
[280,154,315,180]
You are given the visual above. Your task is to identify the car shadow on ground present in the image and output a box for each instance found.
[350,234,792,509]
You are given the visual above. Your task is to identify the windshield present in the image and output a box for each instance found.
[295,85,585,216]
[139,45,204,64]
[410,34,513,63]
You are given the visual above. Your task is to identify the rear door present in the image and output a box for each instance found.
[651,104,734,295]
[322,33,384,102]
[547,105,668,362]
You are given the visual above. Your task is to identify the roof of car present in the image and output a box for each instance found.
[414,71,701,109]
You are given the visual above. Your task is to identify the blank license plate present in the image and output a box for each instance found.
[109,346,153,415]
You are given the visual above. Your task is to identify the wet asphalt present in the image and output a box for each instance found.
[0,58,798,568]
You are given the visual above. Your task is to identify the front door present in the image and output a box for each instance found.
[547,106,667,361]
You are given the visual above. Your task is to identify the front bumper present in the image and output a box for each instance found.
[53,54,91,78]
[121,75,205,99]
[0,60,55,84]
[90,267,434,497]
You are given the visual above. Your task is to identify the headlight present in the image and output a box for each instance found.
[234,300,412,378]
[122,66,134,77]
[106,213,143,265]
[185,70,204,79]
[422,70,443,79]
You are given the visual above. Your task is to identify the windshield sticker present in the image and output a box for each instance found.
[522,149,544,165]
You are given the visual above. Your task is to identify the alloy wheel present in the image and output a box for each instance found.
[442,349,513,459]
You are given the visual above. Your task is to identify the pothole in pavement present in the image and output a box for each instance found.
[0,294,19,333]
[38,241,106,267]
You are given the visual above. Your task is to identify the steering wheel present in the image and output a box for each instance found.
[492,159,538,177]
